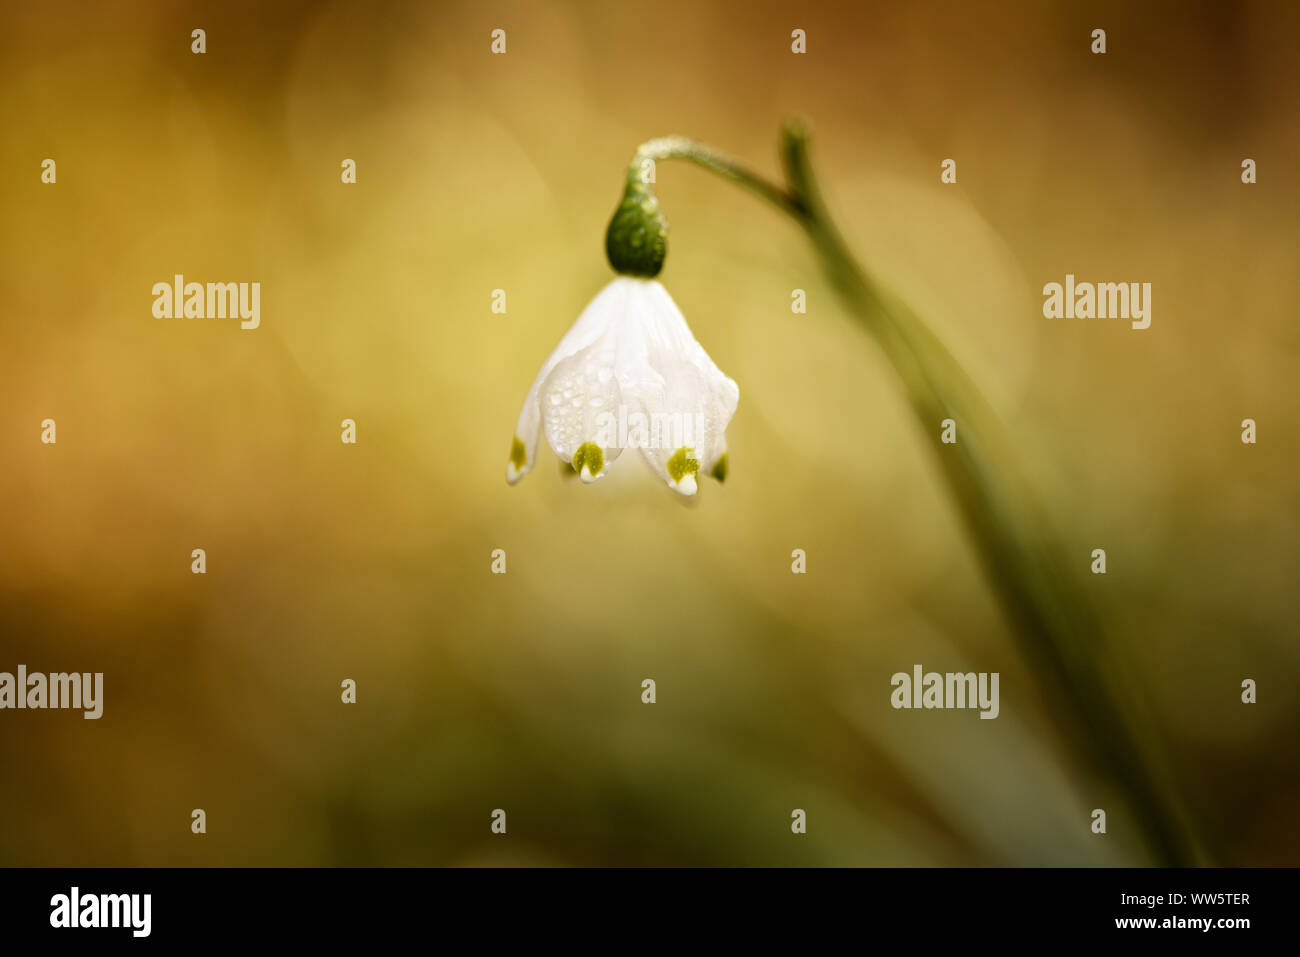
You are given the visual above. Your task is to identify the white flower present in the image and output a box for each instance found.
[507,277,738,496]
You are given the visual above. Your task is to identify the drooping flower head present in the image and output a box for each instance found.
[506,143,738,497]
[506,277,737,496]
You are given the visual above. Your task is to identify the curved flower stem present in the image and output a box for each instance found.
[623,121,1208,867]
[623,136,805,219]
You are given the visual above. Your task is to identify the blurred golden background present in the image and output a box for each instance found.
[1,0,1297,865]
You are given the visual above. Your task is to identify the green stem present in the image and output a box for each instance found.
[614,121,1207,866]
[625,136,804,218]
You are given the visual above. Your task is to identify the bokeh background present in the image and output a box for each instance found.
[1,0,1297,866]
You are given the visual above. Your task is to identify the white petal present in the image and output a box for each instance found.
[632,360,736,494]
[618,281,738,493]
[507,279,631,483]
[507,278,738,494]
[538,282,668,479]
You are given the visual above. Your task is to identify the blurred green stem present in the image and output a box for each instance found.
[621,121,1207,866]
